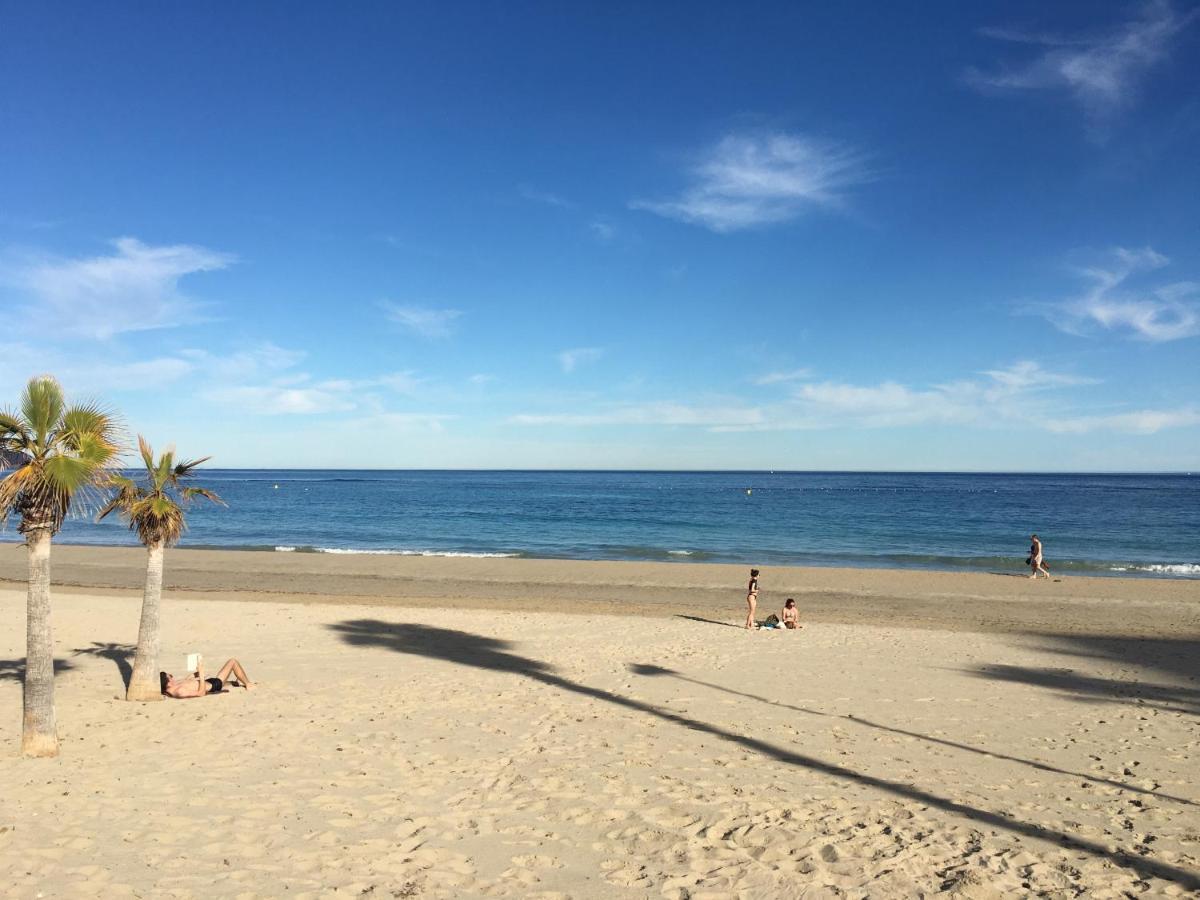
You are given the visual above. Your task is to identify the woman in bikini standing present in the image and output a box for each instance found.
[745,568,760,629]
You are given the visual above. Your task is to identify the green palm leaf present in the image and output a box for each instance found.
[98,435,223,548]
[0,376,122,535]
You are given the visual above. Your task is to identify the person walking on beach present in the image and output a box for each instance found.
[1029,534,1050,579]
[745,568,760,629]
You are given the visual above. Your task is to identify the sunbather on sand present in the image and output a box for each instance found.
[161,658,254,698]
[781,598,800,629]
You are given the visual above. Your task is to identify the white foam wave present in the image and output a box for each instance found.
[272,546,518,558]
[1126,563,1200,576]
[668,550,694,556]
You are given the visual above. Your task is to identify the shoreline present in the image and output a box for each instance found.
[1,537,1195,580]
[2,543,1197,638]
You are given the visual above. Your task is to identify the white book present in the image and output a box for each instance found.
[187,653,201,672]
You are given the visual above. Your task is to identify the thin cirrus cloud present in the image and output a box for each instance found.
[512,361,1193,436]
[511,403,765,428]
[516,183,573,209]
[381,302,463,338]
[631,131,870,233]
[1046,408,1200,434]
[5,236,233,340]
[557,347,604,373]
[966,1,1196,131]
[1043,246,1200,342]
[778,361,1101,429]
[201,368,433,417]
[752,368,813,386]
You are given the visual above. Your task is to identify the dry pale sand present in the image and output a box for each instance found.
[1,552,1199,898]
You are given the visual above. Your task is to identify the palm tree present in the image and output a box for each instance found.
[98,437,223,701]
[0,376,121,757]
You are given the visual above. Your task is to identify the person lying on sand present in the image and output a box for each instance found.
[160,658,254,698]
[781,598,800,629]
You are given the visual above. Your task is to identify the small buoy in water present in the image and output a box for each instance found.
[746,489,752,495]
[274,484,279,490]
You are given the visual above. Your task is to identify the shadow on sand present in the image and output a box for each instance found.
[328,618,1200,891]
[0,658,75,682]
[674,614,741,629]
[626,663,1196,807]
[966,634,1200,717]
[72,642,135,690]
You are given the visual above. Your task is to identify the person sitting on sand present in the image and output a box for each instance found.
[781,598,800,629]
[745,568,760,630]
[1029,534,1050,580]
[160,658,254,698]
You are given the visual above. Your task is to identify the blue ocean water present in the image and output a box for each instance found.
[2,470,1197,578]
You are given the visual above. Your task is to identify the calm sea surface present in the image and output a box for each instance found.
[2,471,1197,578]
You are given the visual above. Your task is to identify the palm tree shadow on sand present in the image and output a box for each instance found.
[0,658,75,682]
[72,642,135,689]
[328,618,1200,892]
[964,634,1200,718]
[626,663,1196,807]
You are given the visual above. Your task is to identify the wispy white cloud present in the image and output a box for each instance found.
[374,371,426,395]
[631,131,870,232]
[203,383,361,415]
[514,360,1108,435]
[468,373,495,385]
[511,403,764,428]
[557,347,604,373]
[589,219,616,241]
[347,412,456,433]
[753,368,813,386]
[779,361,1100,429]
[180,342,305,381]
[1045,407,1200,434]
[517,184,573,208]
[978,359,1099,390]
[1043,246,1200,341]
[967,1,1196,132]
[5,236,233,340]
[381,302,463,339]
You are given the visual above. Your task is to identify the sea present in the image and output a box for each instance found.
[1,470,1197,579]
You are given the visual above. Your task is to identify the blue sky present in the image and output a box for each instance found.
[1,1,1198,470]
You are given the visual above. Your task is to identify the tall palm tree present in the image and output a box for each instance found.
[0,376,121,757]
[98,437,223,701]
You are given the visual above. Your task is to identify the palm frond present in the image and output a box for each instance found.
[181,486,225,506]
[0,410,31,446]
[100,438,220,548]
[137,435,157,475]
[96,476,142,522]
[60,403,121,448]
[173,456,213,479]
[21,376,65,444]
[0,447,27,469]
[0,463,35,523]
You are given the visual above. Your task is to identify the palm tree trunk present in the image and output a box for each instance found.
[126,540,165,702]
[22,527,58,757]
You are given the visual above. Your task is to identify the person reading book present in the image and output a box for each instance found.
[160,657,254,698]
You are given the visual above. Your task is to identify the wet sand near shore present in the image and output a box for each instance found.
[1,543,1197,638]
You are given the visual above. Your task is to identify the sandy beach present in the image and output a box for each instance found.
[2,550,1199,897]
